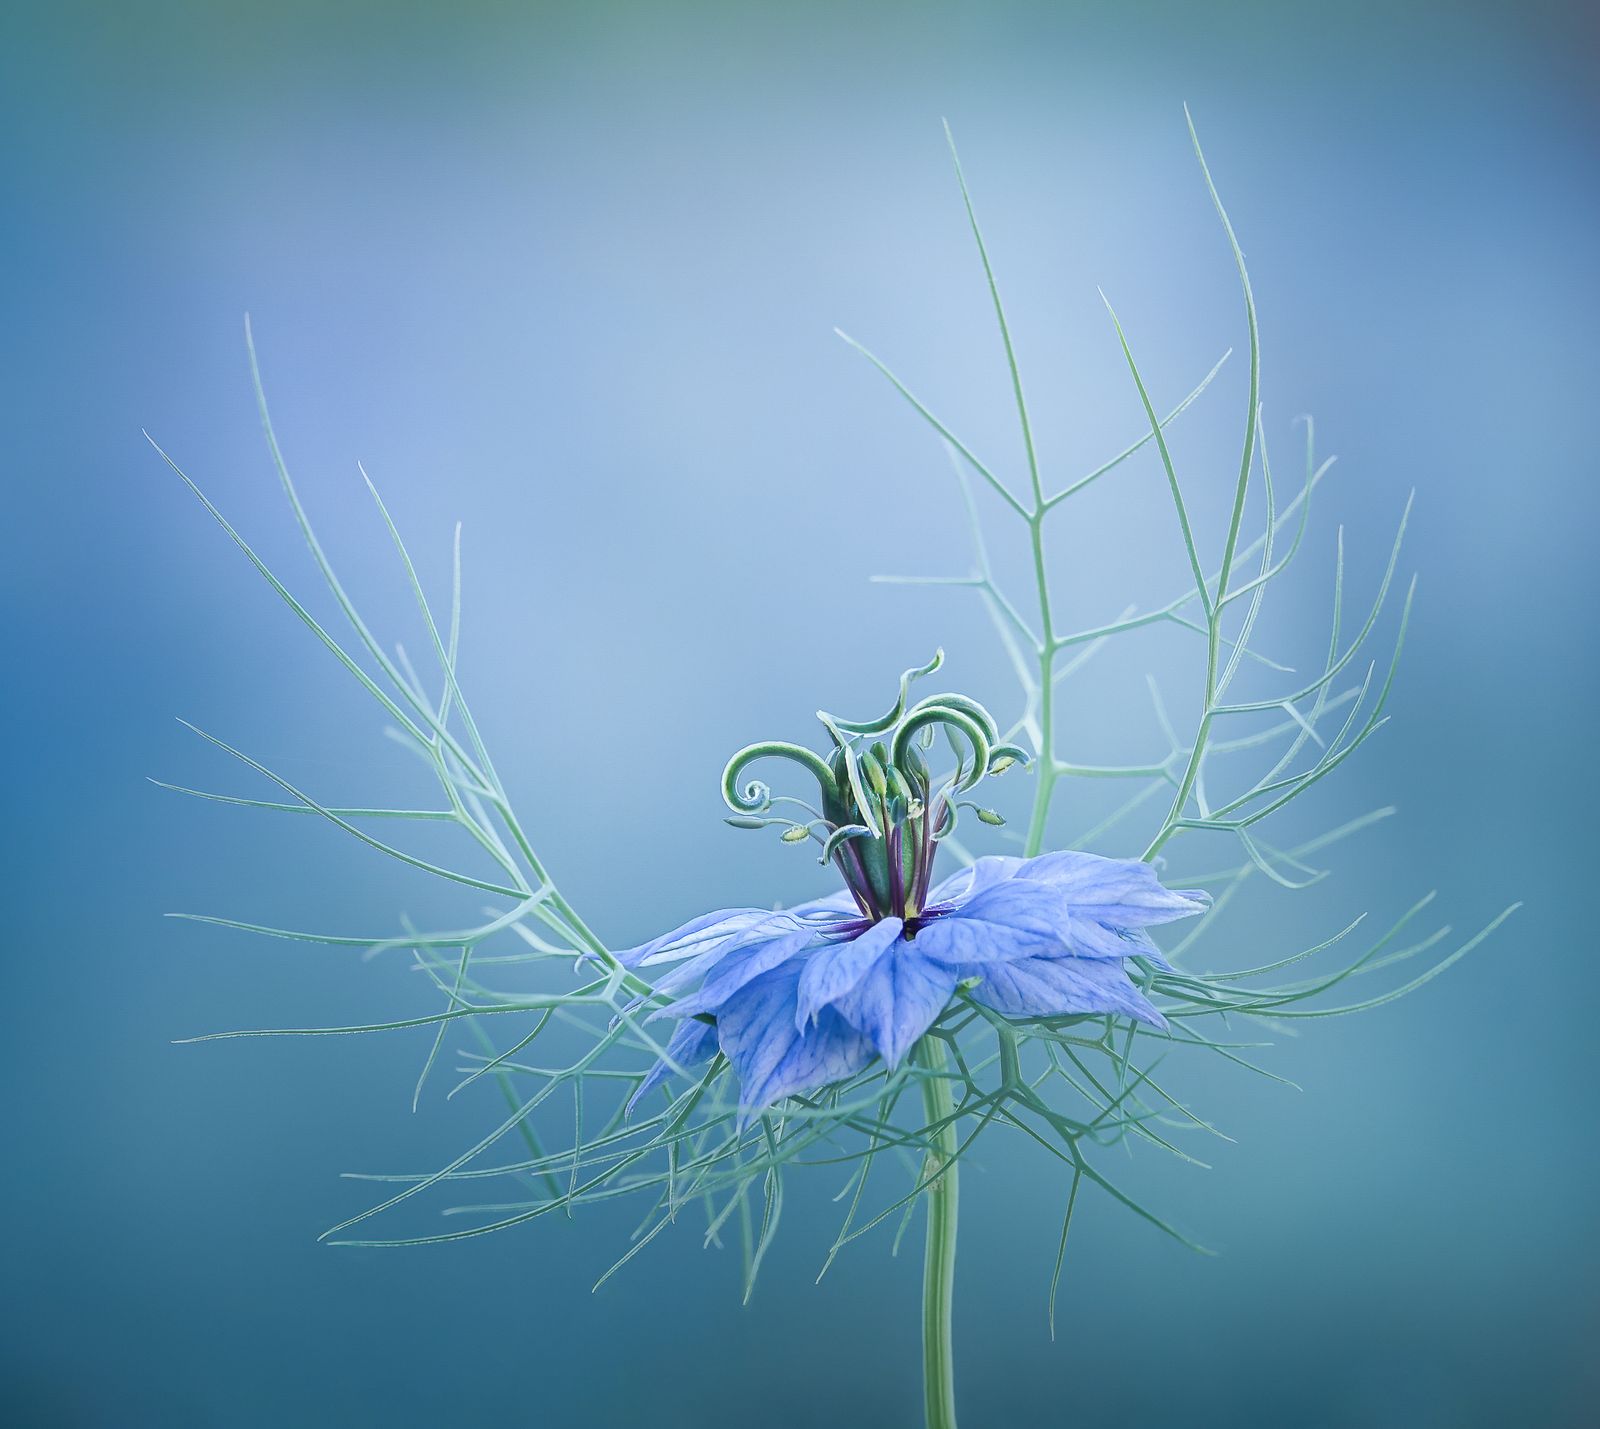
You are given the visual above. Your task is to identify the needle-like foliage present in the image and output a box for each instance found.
[159,112,1515,1312]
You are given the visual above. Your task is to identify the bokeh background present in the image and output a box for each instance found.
[4,2,1596,1425]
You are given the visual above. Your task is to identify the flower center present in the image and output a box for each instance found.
[717,651,1029,922]
[820,739,938,921]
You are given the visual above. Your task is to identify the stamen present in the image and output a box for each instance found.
[719,667,1029,921]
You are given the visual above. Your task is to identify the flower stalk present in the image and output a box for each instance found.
[918,1035,960,1429]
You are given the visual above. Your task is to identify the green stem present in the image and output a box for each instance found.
[918,1037,960,1429]
[1022,507,1056,859]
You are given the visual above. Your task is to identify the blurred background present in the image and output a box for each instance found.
[3,2,1596,1425]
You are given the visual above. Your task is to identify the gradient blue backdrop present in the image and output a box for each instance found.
[4,3,1596,1425]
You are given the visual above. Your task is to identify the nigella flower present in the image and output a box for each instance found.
[618,656,1209,1121]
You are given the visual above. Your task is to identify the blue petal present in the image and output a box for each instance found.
[910,880,1075,966]
[643,944,733,1000]
[1059,914,1173,969]
[831,944,958,1069]
[788,888,864,918]
[967,953,1168,1029]
[795,916,904,1030]
[925,855,1025,909]
[1012,851,1211,927]
[715,966,875,1123]
[628,1016,719,1111]
[661,925,831,1019]
[612,907,775,967]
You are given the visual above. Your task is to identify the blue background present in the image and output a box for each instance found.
[3,3,1595,1425]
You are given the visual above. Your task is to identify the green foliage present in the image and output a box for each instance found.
[159,114,1515,1308]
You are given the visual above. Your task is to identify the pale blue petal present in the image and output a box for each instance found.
[1013,850,1211,927]
[627,1016,719,1111]
[613,907,774,968]
[643,945,732,1000]
[660,925,828,1019]
[715,967,875,1122]
[1060,914,1173,970]
[795,917,904,1030]
[910,880,1074,966]
[925,855,1025,909]
[966,953,1168,1029]
[788,889,864,919]
[831,945,958,1069]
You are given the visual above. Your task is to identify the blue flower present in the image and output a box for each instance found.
[619,851,1209,1121]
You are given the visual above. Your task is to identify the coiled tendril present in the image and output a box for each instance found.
[721,742,840,815]
[717,654,1032,921]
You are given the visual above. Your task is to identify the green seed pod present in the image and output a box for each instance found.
[860,749,888,801]
[900,740,930,787]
